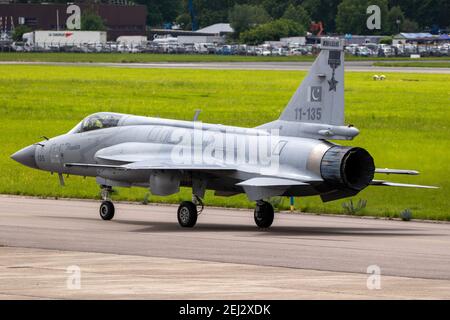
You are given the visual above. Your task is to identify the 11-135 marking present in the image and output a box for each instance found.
[294,107,322,121]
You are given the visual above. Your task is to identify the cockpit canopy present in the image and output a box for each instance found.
[69,113,123,134]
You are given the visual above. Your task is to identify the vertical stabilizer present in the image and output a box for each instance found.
[280,38,345,125]
[258,37,358,140]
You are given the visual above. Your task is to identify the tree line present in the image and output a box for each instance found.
[145,0,448,33]
[16,0,450,44]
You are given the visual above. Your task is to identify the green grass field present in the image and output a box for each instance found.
[1,52,450,63]
[0,64,449,220]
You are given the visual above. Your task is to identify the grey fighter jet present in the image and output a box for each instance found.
[11,38,437,228]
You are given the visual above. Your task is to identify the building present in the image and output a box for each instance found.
[177,35,224,45]
[0,2,147,40]
[196,23,233,36]
[149,23,233,44]
[149,28,217,39]
[392,33,450,45]
[341,35,384,45]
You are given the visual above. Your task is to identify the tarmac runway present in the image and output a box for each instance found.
[0,196,449,299]
[1,60,449,74]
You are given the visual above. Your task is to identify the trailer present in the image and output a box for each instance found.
[23,30,107,50]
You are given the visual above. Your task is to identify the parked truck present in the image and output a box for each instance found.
[22,30,107,51]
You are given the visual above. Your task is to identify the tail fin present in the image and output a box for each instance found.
[281,38,344,125]
[258,37,358,140]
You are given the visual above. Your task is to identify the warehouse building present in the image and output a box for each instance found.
[393,33,450,45]
[0,2,147,40]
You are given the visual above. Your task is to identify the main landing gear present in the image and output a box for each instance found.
[254,200,274,228]
[176,197,275,229]
[99,186,115,221]
[97,183,275,229]
[177,195,204,228]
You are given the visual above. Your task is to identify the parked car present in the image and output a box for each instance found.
[289,47,308,56]
[356,46,370,57]
[216,45,233,55]
[11,41,25,52]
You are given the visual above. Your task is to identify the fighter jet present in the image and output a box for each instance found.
[11,37,437,228]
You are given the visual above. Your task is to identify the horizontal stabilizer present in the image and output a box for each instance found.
[370,180,438,189]
[236,177,309,187]
[375,168,419,175]
[237,177,312,201]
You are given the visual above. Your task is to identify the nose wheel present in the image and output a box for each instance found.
[99,185,115,221]
[100,200,115,220]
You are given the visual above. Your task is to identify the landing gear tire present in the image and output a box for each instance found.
[177,201,198,228]
[99,201,115,221]
[254,201,274,228]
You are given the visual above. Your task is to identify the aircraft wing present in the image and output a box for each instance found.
[123,160,236,171]
[64,161,317,180]
[66,142,319,201]
[370,180,438,189]
[65,161,236,172]
[65,142,239,173]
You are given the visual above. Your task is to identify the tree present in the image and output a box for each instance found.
[175,13,192,30]
[336,0,388,35]
[136,0,183,27]
[262,0,292,19]
[336,0,368,34]
[303,0,341,33]
[12,25,31,42]
[391,0,449,30]
[387,6,405,35]
[192,0,235,29]
[198,8,229,29]
[402,19,419,32]
[240,19,306,45]
[81,11,106,31]
[19,0,450,34]
[282,4,311,28]
[229,4,271,37]
[379,35,393,44]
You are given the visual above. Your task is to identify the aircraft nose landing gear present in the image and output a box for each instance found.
[99,186,115,221]
[100,200,115,220]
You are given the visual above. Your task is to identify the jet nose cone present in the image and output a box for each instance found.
[11,145,38,169]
